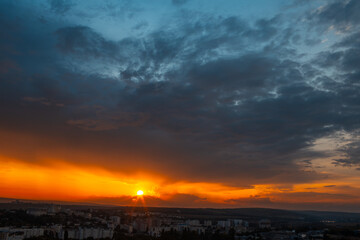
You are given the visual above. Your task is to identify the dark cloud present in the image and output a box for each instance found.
[55,26,119,60]
[312,0,360,31]
[1,0,360,193]
[49,0,73,14]
[172,0,188,6]
[333,139,360,167]
[310,9,360,168]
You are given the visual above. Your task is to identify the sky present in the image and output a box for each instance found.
[1,0,360,212]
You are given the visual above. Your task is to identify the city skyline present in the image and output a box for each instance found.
[1,0,360,212]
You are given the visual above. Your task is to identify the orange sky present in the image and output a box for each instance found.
[0,120,360,212]
[1,154,360,211]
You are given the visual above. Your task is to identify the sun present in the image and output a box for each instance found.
[137,190,144,196]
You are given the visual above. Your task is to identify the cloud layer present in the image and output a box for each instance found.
[1,0,360,211]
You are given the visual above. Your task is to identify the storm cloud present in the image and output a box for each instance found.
[1,0,360,209]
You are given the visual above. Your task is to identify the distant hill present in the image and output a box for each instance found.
[1,197,360,223]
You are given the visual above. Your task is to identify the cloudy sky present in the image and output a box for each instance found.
[1,0,360,212]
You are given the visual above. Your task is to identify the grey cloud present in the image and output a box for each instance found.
[54,14,286,81]
[55,26,119,60]
[312,0,360,31]
[49,0,73,14]
[333,139,360,167]
[1,0,360,188]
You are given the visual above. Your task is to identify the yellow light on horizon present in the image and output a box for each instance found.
[137,190,144,196]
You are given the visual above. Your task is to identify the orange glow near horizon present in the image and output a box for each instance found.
[1,156,360,208]
[0,156,161,201]
[0,156,261,204]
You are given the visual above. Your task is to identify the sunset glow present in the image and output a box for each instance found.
[1,0,360,213]
[1,155,360,210]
